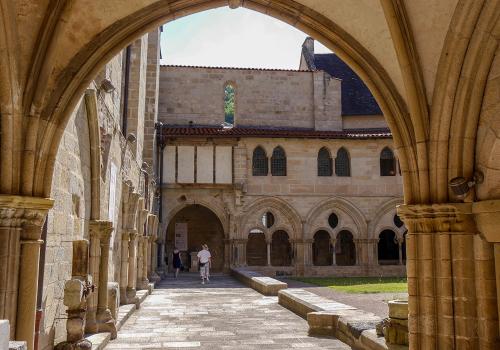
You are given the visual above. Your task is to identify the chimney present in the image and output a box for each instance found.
[302,37,315,56]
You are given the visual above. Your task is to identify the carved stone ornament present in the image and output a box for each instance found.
[0,195,54,228]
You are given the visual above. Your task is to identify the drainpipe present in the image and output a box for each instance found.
[155,122,164,223]
[122,45,131,134]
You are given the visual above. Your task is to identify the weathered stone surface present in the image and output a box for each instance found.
[104,275,349,349]
[231,268,287,295]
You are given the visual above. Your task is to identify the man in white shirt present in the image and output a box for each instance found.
[197,244,211,284]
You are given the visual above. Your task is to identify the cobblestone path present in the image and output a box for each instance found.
[105,274,350,349]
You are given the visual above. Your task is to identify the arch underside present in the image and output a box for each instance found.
[8,0,423,204]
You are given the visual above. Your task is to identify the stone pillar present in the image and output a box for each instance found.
[0,195,53,349]
[223,238,231,272]
[85,224,100,333]
[398,203,499,350]
[293,239,312,276]
[136,236,144,287]
[95,221,116,338]
[331,239,336,266]
[398,238,403,265]
[232,239,247,267]
[146,236,152,277]
[119,231,130,304]
[266,239,271,266]
[149,234,161,282]
[127,231,139,305]
[137,236,149,289]
[157,239,166,274]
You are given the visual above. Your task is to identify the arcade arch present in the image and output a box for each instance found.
[165,204,225,272]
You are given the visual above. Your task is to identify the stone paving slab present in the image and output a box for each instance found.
[104,274,349,350]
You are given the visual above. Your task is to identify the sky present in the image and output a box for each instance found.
[160,6,332,69]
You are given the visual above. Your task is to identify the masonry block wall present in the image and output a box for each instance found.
[41,101,92,349]
[40,31,159,349]
[143,28,161,168]
[159,66,342,130]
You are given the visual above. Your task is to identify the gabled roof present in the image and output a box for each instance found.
[158,125,391,139]
[313,54,382,116]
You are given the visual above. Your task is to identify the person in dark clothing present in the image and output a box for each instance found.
[173,247,182,278]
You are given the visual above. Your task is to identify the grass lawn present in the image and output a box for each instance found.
[291,277,408,294]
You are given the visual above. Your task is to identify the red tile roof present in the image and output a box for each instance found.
[159,126,392,139]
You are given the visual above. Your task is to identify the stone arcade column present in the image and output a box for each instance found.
[266,239,271,266]
[223,238,231,272]
[398,237,403,265]
[138,236,149,289]
[136,236,144,288]
[398,203,499,350]
[232,239,247,267]
[294,239,313,276]
[86,224,100,333]
[330,238,336,266]
[126,231,139,306]
[149,233,161,282]
[119,231,130,304]
[94,221,116,338]
[0,195,53,350]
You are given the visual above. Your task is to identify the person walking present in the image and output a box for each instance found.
[172,247,182,278]
[197,244,211,284]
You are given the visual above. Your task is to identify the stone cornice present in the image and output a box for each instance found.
[0,195,54,227]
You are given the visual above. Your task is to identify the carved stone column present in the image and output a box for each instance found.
[119,231,130,305]
[398,203,499,350]
[330,238,336,266]
[266,239,271,266]
[85,224,100,333]
[96,221,116,338]
[293,239,312,276]
[126,231,139,306]
[232,239,247,266]
[149,233,161,282]
[137,236,149,290]
[0,195,53,349]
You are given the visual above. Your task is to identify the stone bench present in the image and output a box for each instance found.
[278,288,405,350]
[230,268,287,296]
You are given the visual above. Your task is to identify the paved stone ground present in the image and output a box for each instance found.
[105,274,350,349]
[280,278,408,318]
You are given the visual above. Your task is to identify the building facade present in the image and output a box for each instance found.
[158,39,406,277]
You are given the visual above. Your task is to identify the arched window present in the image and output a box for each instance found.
[261,212,275,228]
[335,230,356,266]
[378,229,399,265]
[271,146,286,176]
[317,147,332,176]
[313,230,332,266]
[380,147,396,176]
[328,213,339,229]
[224,83,235,124]
[335,147,350,176]
[252,147,268,176]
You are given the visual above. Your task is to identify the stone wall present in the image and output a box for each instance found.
[40,31,159,349]
[159,66,342,130]
[41,101,92,349]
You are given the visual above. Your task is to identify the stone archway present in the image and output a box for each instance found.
[246,229,266,267]
[313,230,332,266]
[271,230,292,267]
[335,230,356,266]
[166,204,225,272]
[377,229,399,265]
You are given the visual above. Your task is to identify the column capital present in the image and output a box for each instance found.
[397,203,475,234]
[89,220,114,242]
[0,195,54,228]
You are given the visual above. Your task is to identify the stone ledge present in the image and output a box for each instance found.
[278,288,407,350]
[86,284,154,350]
[231,268,287,296]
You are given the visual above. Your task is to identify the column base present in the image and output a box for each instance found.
[96,309,117,339]
[137,278,150,290]
[119,287,139,308]
[148,271,161,283]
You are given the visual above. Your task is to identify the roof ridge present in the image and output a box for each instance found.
[160,64,311,73]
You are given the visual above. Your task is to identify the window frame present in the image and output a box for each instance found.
[317,147,333,176]
[335,147,351,177]
[380,147,396,176]
[271,146,287,176]
[252,146,268,176]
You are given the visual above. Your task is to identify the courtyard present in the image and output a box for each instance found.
[104,274,350,350]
